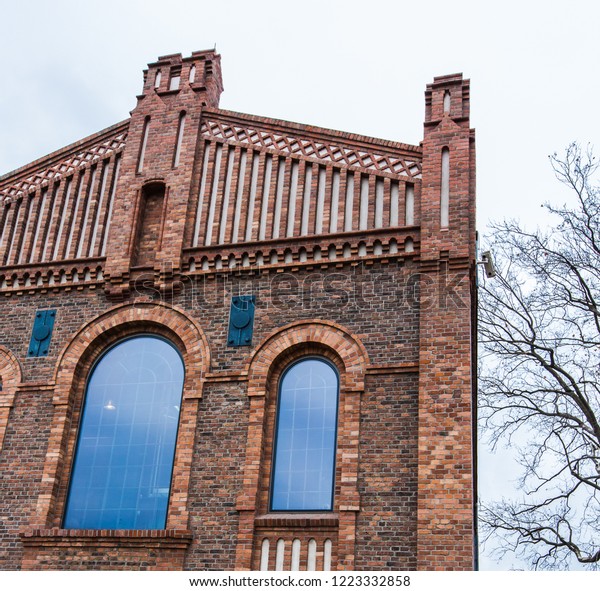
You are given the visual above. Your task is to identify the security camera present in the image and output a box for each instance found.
[479,250,496,278]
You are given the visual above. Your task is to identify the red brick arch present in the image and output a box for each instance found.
[235,320,368,570]
[52,301,210,405]
[0,345,22,451]
[32,301,211,529]
[245,319,369,398]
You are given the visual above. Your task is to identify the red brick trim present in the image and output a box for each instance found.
[29,302,211,544]
[366,363,419,375]
[244,319,369,396]
[235,320,368,570]
[51,301,210,404]
[0,345,22,451]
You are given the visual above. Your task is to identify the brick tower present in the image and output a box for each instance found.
[418,74,477,569]
[103,50,224,299]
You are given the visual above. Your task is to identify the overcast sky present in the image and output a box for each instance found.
[1,0,599,571]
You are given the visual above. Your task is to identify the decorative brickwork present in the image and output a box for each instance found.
[103,51,224,301]
[0,123,127,201]
[0,52,476,571]
[201,116,422,178]
[189,122,421,251]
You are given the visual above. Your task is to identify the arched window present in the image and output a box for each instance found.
[63,335,184,530]
[270,358,339,511]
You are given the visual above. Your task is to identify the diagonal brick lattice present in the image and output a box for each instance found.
[0,131,127,201]
[201,120,422,179]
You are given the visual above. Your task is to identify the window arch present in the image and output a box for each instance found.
[235,320,368,569]
[63,335,185,530]
[270,357,339,512]
[0,345,21,453]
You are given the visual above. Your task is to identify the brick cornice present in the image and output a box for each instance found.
[366,363,419,375]
[16,382,55,393]
[205,371,248,383]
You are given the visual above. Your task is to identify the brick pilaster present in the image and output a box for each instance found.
[417,74,476,570]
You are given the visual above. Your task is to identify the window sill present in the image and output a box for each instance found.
[21,528,193,550]
[254,513,339,528]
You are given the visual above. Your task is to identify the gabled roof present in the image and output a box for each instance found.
[0,121,128,201]
[1,104,422,201]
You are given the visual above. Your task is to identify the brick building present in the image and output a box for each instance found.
[0,50,476,571]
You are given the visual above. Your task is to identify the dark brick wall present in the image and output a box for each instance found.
[184,381,249,570]
[0,388,53,569]
[355,373,418,570]
[0,259,423,570]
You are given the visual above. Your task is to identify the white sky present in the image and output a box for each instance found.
[1,0,599,571]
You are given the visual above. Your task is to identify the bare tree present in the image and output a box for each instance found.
[478,143,600,570]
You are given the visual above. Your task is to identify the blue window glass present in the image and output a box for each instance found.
[63,336,184,530]
[270,358,339,511]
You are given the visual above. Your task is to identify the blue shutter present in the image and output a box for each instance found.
[227,295,255,346]
[28,309,56,357]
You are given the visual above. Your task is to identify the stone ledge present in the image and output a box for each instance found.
[20,529,193,550]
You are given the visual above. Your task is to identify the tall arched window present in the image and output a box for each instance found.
[63,335,184,530]
[270,358,339,511]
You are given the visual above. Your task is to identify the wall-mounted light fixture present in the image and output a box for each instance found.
[477,250,496,278]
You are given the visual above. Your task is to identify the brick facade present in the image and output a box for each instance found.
[0,51,476,570]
